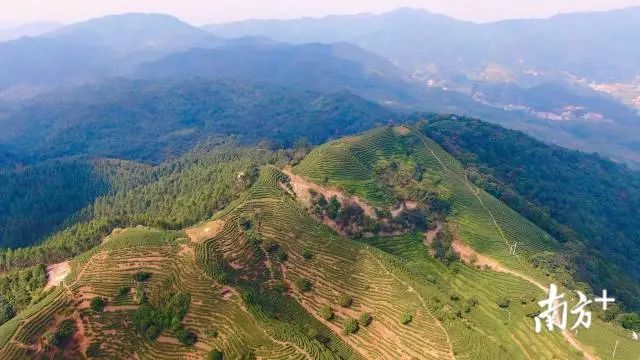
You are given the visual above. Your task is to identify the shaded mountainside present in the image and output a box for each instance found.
[206,6,640,82]
[134,42,416,104]
[0,14,221,91]
[1,128,638,359]
[0,78,394,165]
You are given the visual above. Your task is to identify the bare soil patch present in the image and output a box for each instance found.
[452,238,506,272]
[282,168,378,219]
[44,260,71,290]
[186,220,225,243]
[390,200,418,218]
[393,126,411,136]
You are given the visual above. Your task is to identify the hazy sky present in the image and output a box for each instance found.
[2,0,640,26]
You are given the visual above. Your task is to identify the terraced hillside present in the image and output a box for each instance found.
[295,126,640,359]
[1,127,638,359]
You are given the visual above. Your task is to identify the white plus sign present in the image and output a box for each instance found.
[594,289,615,310]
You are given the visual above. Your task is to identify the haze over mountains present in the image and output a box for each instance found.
[206,6,640,83]
[1,5,640,359]
[0,21,62,42]
[1,7,640,168]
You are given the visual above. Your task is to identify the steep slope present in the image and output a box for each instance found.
[3,127,638,359]
[295,126,640,358]
[0,167,579,359]
[420,115,640,308]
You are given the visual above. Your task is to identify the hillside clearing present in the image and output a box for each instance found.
[44,261,70,290]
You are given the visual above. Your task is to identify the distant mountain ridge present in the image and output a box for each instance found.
[0,21,62,41]
[0,13,222,91]
[205,6,640,82]
[134,41,415,103]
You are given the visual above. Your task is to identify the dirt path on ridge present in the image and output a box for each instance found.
[407,127,597,360]
[452,239,597,360]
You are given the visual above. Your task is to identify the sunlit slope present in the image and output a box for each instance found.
[295,126,640,358]
[2,129,637,359]
[296,126,556,279]
[196,166,578,359]
[0,227,334,359]
[197,167,457,359]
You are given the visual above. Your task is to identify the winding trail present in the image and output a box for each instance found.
[406,127,597,359]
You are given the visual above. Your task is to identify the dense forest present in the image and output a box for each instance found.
[0,144,295,272]
[419,114,640,309]
[0,265,46,326]
[0,79,393,166]
[0,159,156,248]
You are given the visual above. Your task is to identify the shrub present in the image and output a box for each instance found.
[600,304,620,322]
[204,328,219,338]
[90,297,106,312]
[277,250,288,262]
[466,296,479,307]
[145,325,161,340]
[118,286,131,297]
[295,278,312,292]
[239,216,253,230]
[319,305,334,320]
[342,318,359,334]
[327,196,341,219]
[337,294,353,307]
[208,350,223,360]
[134,271,151,282]
[400,312,413,325]
[51,319,76,347]
[359,312,373,327]
[136,286,147,304]
[85,342,101,357]
[270,280,288,293]
[496,297,511,308]
[302,249,313,260]
[524,303,540,318]
[618,312,640,331]
[176,329,197,345]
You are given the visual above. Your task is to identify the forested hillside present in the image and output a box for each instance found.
[419,114,640,308]
[0,144,293,271]
[0,79,393,166]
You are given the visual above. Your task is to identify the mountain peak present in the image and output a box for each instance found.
[47,12,219,53]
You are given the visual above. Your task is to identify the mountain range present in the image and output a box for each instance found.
[1,6,640,359]
[1,9,640,168]
[205,6,640,83]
